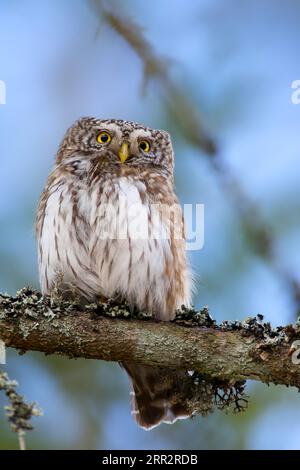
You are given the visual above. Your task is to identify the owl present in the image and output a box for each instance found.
[36,117,193,429]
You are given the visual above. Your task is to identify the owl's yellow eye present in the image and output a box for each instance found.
[139,140,151,153]
[97,131,111,144]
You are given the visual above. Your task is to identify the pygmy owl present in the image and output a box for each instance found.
[36,117,193,429]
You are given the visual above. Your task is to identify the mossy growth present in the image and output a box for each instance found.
[1,287,299,419]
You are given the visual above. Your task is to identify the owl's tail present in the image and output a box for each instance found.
[121,362,191,430]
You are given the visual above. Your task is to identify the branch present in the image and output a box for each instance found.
[0,369,42,450]
[1,288,300,417]
[91,0,216,154]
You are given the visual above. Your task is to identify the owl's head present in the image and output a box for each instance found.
[56,117,174,177]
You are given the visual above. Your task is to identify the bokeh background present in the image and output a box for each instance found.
[1,0,300,450]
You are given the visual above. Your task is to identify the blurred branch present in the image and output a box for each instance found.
[91,0,300,316]
[1,289,300,417]
[91,0,216,154]
[210,156,300,316]
[0,369,42,450]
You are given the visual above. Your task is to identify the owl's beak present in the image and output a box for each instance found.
[118,142,129,163]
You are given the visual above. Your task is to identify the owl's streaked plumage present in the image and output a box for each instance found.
[36,117,193,429]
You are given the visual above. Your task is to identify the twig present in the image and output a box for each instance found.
[18,431,26,451]
[91,0,216,154]
[0,367,42,450]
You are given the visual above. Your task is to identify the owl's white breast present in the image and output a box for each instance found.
[89,177,172,317]
[38,175,189,319]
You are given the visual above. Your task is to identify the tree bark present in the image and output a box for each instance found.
[1,288,300,414]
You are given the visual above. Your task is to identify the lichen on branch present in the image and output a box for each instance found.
[0,369,42,449]
[0,288,300,420]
